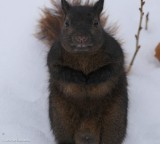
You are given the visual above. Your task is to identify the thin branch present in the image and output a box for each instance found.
[127,0,145,73]
[145,12,149,30]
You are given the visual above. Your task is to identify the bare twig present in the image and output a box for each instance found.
[145,12,149,30]
[127,0,145,73]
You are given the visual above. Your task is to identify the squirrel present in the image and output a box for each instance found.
[37,0,128,144]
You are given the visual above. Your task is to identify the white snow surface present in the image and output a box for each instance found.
[0,0,160,144]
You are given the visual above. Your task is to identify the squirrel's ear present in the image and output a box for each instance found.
[61,0,70,15]
[93,0,104,15]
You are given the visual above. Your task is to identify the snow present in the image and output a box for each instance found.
[0,0,160,144]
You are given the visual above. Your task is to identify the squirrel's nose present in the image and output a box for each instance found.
[75,36,88,44]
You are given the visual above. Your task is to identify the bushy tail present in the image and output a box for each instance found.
[36,1,64,46]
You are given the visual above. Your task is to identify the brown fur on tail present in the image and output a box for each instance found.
[36,0,108,47]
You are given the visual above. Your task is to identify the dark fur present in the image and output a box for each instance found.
[38,0,128,144]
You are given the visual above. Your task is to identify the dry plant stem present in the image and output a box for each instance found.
[127,0,145,73]
[145,12,149,30]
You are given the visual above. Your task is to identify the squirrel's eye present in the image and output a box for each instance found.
[65,20,70,27]
[93,20,99,27]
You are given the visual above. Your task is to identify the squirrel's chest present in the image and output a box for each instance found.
[57,81,113,99]
[54,66,115,99]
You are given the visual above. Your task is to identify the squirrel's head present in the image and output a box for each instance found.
[60,0,104,53]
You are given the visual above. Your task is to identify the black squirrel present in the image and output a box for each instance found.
[37,0,128,144]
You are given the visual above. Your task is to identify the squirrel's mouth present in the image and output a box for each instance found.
[71,44,93,49]
[76,44,93,48]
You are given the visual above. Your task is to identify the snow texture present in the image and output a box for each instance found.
[0,0,160,144]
